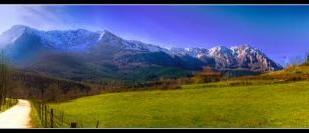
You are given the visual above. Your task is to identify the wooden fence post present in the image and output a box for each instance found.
[40,104,43,119]
[44,105,47,127]
[41,104,44,120]
[50,109,54,128]
[39,104,41,118]
[40,104,42,126]
[70,122,77,128]
[61,111,64,126]
[96,121,100,128]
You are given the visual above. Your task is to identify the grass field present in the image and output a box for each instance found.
[30,101,43,128]
[0,98,18,113]
[47,76,309,128]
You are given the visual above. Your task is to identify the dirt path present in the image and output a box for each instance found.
[0,99,31,128]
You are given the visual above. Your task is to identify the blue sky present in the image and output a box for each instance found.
[0,5,309,66]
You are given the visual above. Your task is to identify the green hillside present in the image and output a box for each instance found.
[43,65,309,128]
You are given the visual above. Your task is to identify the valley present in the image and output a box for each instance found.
[28,64,309,128]
[1,5,309,129]
[0,24,307,128]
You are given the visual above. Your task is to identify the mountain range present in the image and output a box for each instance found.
[0,25,283,85]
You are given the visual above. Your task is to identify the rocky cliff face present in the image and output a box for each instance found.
[170,45,282,72]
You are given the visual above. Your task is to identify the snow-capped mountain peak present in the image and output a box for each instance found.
[0,25,283,72]
[171,44,282,71]
[208,46,232,56]
[0,25,37,47]
[170,47,208,58]
[99,30,119,40]
[40,28,101,50]
[230,44,266,58]
[230,44,256,52]
[124,40,169,53]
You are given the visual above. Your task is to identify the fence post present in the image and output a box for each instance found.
[61,111,64,126]
[50,109,54,128]
[70,122,77,128]
[44,105,47,127]
[41,104,44,120]
[40,104,43,126]
[96,121,100,128]
[40,104,43,119]
[39,104,42,126]
[39,104,41,118]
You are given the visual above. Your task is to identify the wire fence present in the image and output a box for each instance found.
[32,102,100,128]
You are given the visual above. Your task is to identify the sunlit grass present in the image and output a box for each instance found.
[49,80,309,128]
[0,98,18,113]
[267,65,309,75]
[30,101,43,128]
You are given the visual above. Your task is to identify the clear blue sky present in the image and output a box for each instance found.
[1,5,309,66]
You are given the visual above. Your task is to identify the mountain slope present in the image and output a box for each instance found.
[170,45,283,72]
[0,25,282,85]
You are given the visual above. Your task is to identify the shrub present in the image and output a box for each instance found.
[192,67,223,83]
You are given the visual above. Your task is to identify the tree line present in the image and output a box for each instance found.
[0,50,14,110]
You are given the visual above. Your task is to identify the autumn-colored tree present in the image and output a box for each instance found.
[193,67,223,83]
[45,83,63,102]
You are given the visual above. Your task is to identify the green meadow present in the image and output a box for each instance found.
[46,64,309,128]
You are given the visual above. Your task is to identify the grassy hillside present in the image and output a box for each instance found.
[45,65,309,128]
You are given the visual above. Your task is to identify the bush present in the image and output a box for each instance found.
[192,67,223,83]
